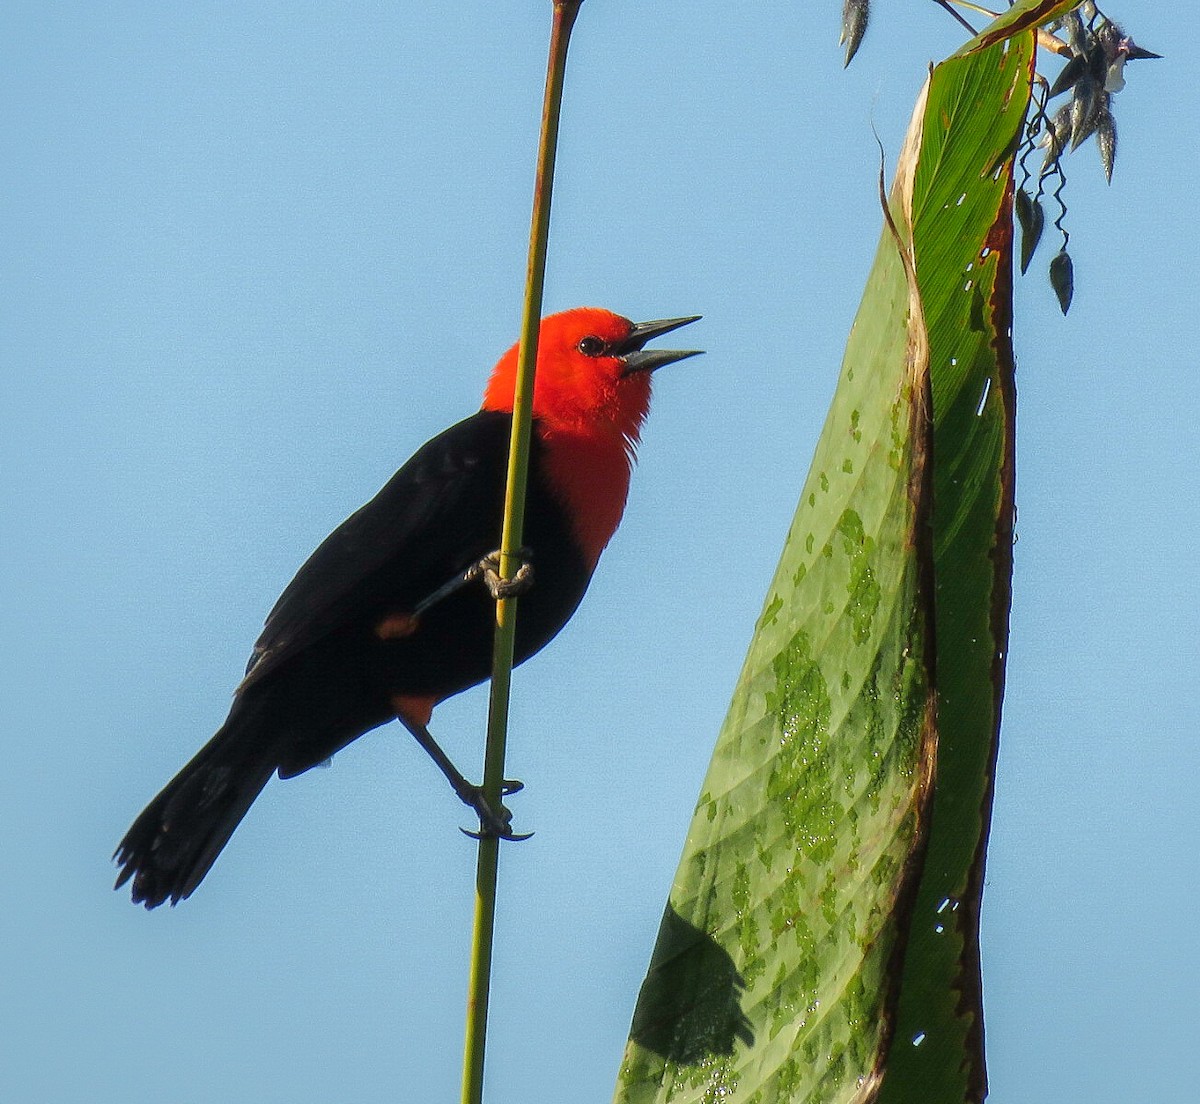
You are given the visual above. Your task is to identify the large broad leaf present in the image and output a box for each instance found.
[613,6,1058,1101]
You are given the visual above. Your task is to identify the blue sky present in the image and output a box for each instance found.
[2,3,1195,1102]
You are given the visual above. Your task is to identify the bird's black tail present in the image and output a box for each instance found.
[114,712,278,909]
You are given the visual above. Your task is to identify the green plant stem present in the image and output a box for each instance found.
[459,3,582,1103]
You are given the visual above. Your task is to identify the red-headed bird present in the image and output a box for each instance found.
[114,307,701,908]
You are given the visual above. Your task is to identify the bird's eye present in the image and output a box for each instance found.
[577,336,605,357]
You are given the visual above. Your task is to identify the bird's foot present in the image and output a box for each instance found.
[469,548,534,602]
[458,783,533,842]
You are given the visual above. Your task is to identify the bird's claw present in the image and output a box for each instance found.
[469,548,534,602]
[460,825,535,843]
[457,784,532,842]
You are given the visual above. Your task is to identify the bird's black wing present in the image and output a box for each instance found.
[238,409,513,692]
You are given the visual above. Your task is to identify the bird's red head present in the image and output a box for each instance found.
[482,307,700,568]
[482,308,701,452]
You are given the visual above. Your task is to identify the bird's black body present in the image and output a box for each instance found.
[115,410,591,907]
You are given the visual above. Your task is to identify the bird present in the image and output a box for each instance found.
[114,307,701,908]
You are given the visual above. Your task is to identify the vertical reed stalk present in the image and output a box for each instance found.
[460,4,582,1102]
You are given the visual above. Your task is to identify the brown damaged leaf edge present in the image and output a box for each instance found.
[856,77,943,1104]
[953,0,1078,58]
[879,37,1031,1102]
[949,43,1030,1101]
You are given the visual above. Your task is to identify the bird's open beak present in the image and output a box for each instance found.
[617,315,703,376]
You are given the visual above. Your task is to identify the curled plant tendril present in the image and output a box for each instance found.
[1014,2,1158,311]
[838,2,1158,313]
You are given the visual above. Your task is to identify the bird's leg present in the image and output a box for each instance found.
[398,716,531,841]
[466,547,535,602]
[409,547,534,618]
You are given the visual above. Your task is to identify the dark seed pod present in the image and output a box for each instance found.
[1049,54,1087,99]
[1050,250,1074,315]
[1015,190,1045,274]
[1124,41,1163,62]
[1097,111,1117,183]
[1041,104,1072,167]
[1085,42,1110,84]
[840,0,870,68]
[1095,19,1121,57]
[1070,76,1102,150]
[1062,11,1086,56]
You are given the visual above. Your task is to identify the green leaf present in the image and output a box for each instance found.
[614,20,1033,1104]
[873,33,1031,1104]
[616,171,936,1104]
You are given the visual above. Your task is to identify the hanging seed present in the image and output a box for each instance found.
[1016,190,1045,274]
[1049,250,1074,315]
